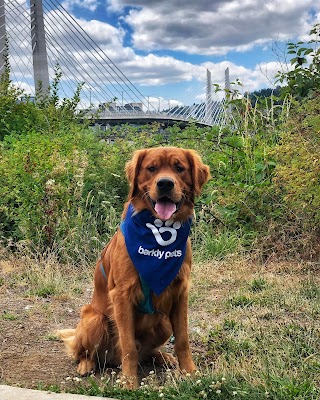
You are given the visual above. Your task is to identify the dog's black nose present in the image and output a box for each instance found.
[157,177,174,192]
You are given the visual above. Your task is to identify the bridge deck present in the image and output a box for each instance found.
[85,111,216,127]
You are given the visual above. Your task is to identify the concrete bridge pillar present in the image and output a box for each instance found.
[225,67,230,91]
[0,0,7,76]
[205,69,212,124]
[30,0,50,95]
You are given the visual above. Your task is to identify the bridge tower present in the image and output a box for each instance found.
[0,0,7,76]
[30,0,50,95]
[0,0,49,94]
[205,69,212,124]
[225,67,230,91]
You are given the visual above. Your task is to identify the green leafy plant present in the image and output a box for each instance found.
[276,24,320,99]
[270,95,320,259]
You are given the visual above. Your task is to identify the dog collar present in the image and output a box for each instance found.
[120,203,192,297]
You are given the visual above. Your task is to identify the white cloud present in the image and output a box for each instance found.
[107,0,320,55]
[62,0,99,12]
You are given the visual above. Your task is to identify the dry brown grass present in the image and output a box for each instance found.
[0,246,94,299]
[188,257,320,394]
[1,246,319,398]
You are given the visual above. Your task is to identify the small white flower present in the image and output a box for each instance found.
[232,391,238,396]
[216,389,221,394]
[46,179,55,186]
[159,393,164,398]
[111,371,116,375]
[221,377,226,381]
[196,379,202,384]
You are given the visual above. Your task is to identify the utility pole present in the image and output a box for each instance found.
[0,0,7,76]
[30,0,50,96]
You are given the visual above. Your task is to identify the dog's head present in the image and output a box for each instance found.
[125,147,210,221]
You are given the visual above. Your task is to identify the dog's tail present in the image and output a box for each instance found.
[56,328,75,340]
[55,329,77,358]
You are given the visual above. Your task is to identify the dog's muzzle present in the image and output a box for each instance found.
[147,178,182,220]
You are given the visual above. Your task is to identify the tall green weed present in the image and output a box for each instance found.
[0,128,131,261]
[270,95,320,259]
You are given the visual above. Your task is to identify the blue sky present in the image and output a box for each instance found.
[62,0,319,106]
[8,0,320,108]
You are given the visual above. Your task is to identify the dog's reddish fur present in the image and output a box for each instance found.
[57,147,210,388]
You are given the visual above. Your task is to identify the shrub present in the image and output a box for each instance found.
[270,95,320,259]
[0,128,131,262]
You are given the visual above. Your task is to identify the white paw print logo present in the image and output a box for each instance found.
[146,219,181,246]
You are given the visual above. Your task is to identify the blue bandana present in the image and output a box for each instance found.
[120,204,192,296]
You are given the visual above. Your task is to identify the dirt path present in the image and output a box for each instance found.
[0,279,92,389]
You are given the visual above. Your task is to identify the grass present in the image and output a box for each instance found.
[0,311,19,321]
[249,277,268,292]
[52,258,319,399]
[0,247,93,299]
[186,259,320,399]
[47,367,319,399]
[193,225,247,262]
[1,246,319,399]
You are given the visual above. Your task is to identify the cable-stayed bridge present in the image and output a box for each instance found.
[0,0,228,127]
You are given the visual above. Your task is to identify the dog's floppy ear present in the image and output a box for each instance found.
[125,149,147,199]
[185,149,210,196]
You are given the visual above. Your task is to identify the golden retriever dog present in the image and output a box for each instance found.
[58,146,210,388]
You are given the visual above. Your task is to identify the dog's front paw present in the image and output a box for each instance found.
[119,375,139,390]
[179,360,197,375]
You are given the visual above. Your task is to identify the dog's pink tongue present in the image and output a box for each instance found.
[155,200,176,220]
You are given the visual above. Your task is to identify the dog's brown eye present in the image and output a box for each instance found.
[147,166,156,172]
[176,165,185,172]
